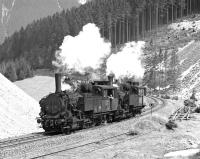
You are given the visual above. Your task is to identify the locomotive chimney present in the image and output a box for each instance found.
[55,73,62,93]
[108,74,114,86]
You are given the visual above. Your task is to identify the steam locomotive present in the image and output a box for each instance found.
[37,73,146,134]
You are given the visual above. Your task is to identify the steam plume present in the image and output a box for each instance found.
[106,41,145,79]
[53,23,111,75]
[61,76,72,91]
[54,23,145,82]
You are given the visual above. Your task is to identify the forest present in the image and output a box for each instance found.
[0,0,199,81]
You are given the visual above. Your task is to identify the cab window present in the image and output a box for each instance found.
[131,87,138,94]
[94,87,102,96]
[103,90,107,97]
[107,89,114,97]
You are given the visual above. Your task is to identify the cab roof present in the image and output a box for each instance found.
[134,86,146,89]
[93,85,117,90]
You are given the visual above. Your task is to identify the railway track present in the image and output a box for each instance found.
[25,96,167,159]
[168,106,193,121]
[1,96,166,159]
[0,132,62,149]
[143,96,166,115]
[31,129,156,159]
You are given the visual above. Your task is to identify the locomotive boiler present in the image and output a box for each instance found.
[37,73,146,134]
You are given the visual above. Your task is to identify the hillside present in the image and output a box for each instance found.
[0,0,91,43]
[178,40,200,100]
[1,0,200,101]
[2,0,199,73]
[144,14,200,101]
[13,13,200,103]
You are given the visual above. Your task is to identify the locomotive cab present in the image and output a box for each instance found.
[79,85,119,113]
[97,85,119,112]
[121,81,146,115]
[129,86,146,104]
[128,86,146,113]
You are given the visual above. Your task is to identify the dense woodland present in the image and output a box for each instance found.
[0,0,200,82]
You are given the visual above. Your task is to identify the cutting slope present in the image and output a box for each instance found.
[178,42,200,100]
[171,19,200,100]
[0,73,41,139]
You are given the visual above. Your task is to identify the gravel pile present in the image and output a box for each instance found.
[0,73,41,139]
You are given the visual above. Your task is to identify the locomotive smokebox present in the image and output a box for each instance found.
[108,74,114,86]
[55,73,62,93]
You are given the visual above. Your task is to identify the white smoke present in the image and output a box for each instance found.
[54,23,111,75]
[106,41,145,79]
[61,76,72,91]
[54,24,145,81]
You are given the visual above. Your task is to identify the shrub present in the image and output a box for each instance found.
[165,120,177,130]
[161,94,170,99]
[195,107,200,113]
[4,61,17,82]
[172,96,178,100]
[0,57,33,81]
[0,62,7,75]
[15,57,33,80]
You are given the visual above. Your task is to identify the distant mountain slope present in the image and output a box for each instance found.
[0,0,90,43]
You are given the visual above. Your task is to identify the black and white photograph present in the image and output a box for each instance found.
[1,0,200,158]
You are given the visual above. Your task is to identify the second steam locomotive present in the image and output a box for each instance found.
[37,73,146,134]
